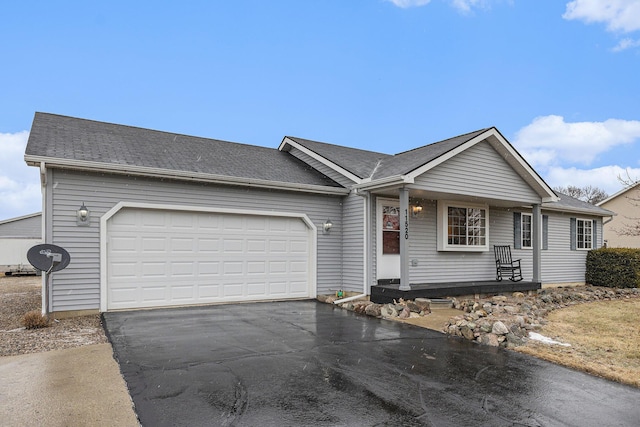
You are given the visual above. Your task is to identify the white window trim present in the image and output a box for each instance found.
[521,212,533,250]
[576,218,594,250]
[437,200,489,252]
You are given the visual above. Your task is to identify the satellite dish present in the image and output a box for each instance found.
[27,244,71,273]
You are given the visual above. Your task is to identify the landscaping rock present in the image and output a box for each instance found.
[381,304,399,318]
[443,285,639,348]
[492,321,510,335]
[414,298,432,313]
[364,303,382,317]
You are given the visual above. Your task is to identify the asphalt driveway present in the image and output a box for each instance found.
[104,301,640,426]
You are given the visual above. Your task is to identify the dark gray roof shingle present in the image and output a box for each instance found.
[545,192,615,216]
[287,129,490,180]
[25,113,342,188]
[372,129,490,179]
[285,136,390,179]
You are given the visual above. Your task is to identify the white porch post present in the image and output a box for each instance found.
[399,188,411,291]
[532,203,542,282]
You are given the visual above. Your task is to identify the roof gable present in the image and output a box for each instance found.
[597,182,640,207]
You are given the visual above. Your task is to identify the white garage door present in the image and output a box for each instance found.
[106,208,312,310]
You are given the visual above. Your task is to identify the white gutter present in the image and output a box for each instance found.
[25,156,350,196]
[353,174,411,191]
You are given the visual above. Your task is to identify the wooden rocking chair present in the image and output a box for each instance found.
[494,245,523,282]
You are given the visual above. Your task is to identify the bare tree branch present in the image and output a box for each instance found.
[553,185,608,205]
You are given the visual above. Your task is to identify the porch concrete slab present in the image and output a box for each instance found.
[0,343,138,427]
[104,301,640,426]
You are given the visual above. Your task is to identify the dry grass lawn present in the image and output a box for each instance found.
[516,298,640,388]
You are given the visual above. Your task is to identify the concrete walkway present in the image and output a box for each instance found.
[0,343,138,427]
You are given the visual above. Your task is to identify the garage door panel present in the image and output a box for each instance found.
[247,282,266,295]
[141,262,167,276]
[198,284,220,298]
[198,238,220,252]
[269,240,287,253]
[140,211,167,228]
[170,285,195,301]
[198,261,220,275]
[223,283,243,297]
[107,209,312,310]
[111,236,138,253]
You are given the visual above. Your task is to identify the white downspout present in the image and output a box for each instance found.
[39,162,48,315]
[334,293,367,305]
[334,189,371,305]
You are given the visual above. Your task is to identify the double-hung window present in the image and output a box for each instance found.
[521,213,532,249]
[576,219,593,250]
[438,201,488,251]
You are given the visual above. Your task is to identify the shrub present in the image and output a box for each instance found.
[23,310,50,329]
[586,248,640,288]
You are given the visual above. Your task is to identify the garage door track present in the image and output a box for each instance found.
[104,301,640,426]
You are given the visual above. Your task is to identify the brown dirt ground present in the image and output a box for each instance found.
[0,275,107,356]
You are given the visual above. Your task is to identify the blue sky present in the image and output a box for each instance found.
[1,0,640,220]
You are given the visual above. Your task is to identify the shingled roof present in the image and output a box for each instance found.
[25,113,343,191]
[543,192,615,216]
[284,129,491,181]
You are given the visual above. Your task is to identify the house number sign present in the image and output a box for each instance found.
[404,209,409,239]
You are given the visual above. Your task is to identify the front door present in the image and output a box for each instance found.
[377,198,400,279]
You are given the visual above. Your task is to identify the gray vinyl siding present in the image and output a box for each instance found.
[0,214,42,238]
[47,169,343,312]
[371,198,595,285]
[288,147,356,187]
[412,141,541,204]
[541,212,601,284]
[341,191,365,293]
[407,203,535,283]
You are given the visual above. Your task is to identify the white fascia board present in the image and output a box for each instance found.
[353,174,412,191]
[25,156,350,196]
[596,182,639,206]
[541,204,615,217]
[279,137,363,184]
[404,131,491,180]
[0,211,41,225]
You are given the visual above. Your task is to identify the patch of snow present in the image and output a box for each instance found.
[528,332,571,347]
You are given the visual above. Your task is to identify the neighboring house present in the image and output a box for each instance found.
[0,212,42,273]
[24,112,613,316]
[597,183,640,248]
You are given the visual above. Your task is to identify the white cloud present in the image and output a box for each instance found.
[451,0,490,13]
[0,131,41,220]
[563,0,640,33]
[386,0,495,11]
[544,165,638,196]
[612,37,640,51]
[386,0,432,8]
[514,115,640,167]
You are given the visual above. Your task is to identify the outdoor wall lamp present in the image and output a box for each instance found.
[412,202,423,217]
[76,202,90,226]
[323,219,333,233]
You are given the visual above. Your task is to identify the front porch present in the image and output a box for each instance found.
[370,279,542,304]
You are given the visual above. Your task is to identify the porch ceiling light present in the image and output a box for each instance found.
[323,219,333,233]
[76,202,90,226]
[412,202,423,217]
